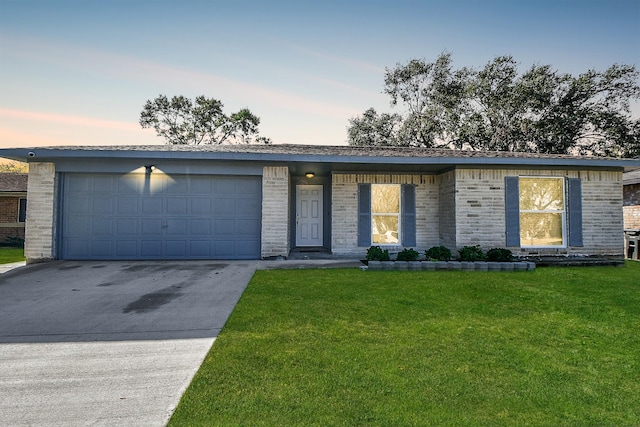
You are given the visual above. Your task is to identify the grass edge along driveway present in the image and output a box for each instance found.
[170,263,640,427]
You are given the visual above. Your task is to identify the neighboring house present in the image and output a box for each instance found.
[0,173,27,244]
[623,169,640,229]
[0,145,638,264]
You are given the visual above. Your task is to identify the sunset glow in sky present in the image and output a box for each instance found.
[1,0,638,148]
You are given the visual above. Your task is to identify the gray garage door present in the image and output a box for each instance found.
[61,173,262,260]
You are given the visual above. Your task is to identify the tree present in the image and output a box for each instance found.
[0,160,28,173]
[140,95,271,145]
[348,53,640,157]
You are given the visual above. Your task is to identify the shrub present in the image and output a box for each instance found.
[0,237,24,248]
[486,248,514,262]
[458,245,486,262]
[425,246,451,261]
[366,246,390,261]
[396,248,420,261]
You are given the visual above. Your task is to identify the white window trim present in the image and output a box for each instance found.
[371,184,401,246]
[519,177,567,248]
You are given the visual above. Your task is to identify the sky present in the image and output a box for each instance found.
[0,0,639,148]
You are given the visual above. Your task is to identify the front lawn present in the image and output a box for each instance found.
[0,247,25,264]
[169,263,640,426]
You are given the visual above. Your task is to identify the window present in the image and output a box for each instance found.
[358,184,416,247]
[18,198,27,223]
[519,178,565,247]
[371,184,400,244]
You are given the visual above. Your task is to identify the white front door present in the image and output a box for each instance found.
[296,185,323,247]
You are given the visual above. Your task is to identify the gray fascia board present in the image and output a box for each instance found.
[1,147,638,170]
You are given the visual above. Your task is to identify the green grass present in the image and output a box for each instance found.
[0,247,25,264]
[169,263,640,426]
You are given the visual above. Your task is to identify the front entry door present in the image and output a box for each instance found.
[296,185,323,247]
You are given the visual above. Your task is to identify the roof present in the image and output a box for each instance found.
[623,168,640,185]
[0,144,638,174]
[0,173,27,192]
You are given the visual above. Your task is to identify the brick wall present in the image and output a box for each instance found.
[454,168,623,257]
[261,166,290,258]
[331,173,439,257]
[623,206,640,229]
[0,196,25,241]
[25,162,56,263]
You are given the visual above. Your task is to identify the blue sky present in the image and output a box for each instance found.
[1,0,638,147]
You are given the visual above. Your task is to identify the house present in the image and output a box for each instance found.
[0,145,638,264]
[0,173,27,245]
[623,169,640,230]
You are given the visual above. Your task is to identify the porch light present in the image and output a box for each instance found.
[305,172,315,178]
[145,165,156,173]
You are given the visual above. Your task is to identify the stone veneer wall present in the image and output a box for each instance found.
[25,162,56,263]
[454,168,623,257]
[261,166,290,258]
[331,173,439,257]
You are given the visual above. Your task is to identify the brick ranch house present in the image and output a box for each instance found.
[0,173,27,244]
[0,145,638,264]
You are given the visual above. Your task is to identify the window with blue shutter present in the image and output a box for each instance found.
[358,183,417,247]
[505,176,583,248]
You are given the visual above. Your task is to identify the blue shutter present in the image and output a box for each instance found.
[504,177,520,247]
[401,184,416,247]
[358,184,371,247]
[567,178,583,247]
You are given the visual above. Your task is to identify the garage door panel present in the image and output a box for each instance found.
[167,198,187,214]
[93,198,113,214]
[141,219,163,235]
[91,241,113,257]
[65,217,90,237]
[116,219,138,235]
[237,219,261,236]
[215,199,235,215]
[117,198,139,214]
[92,219,113,236]
[116,241,138,257]
[165,241,187,257]
[142,198,163,214]
[62,174,261,260]
[190,177,213,193]
[214,219,235,235]
[190,219,211,234]
[93,175,115,192]
[166,219,187,235]
[191,198,212,214]
[190,241,211,256]
[141,241,162,257]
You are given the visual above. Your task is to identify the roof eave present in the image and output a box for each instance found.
[0,147,638,170]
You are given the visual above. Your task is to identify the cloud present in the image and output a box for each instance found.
[0,108,140,132]
[0,34,363,120]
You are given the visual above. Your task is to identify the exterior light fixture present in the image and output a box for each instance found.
[305,172,315,178]
[145,165,156,173]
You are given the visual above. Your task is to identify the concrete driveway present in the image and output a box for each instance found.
[0,260,258,426]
